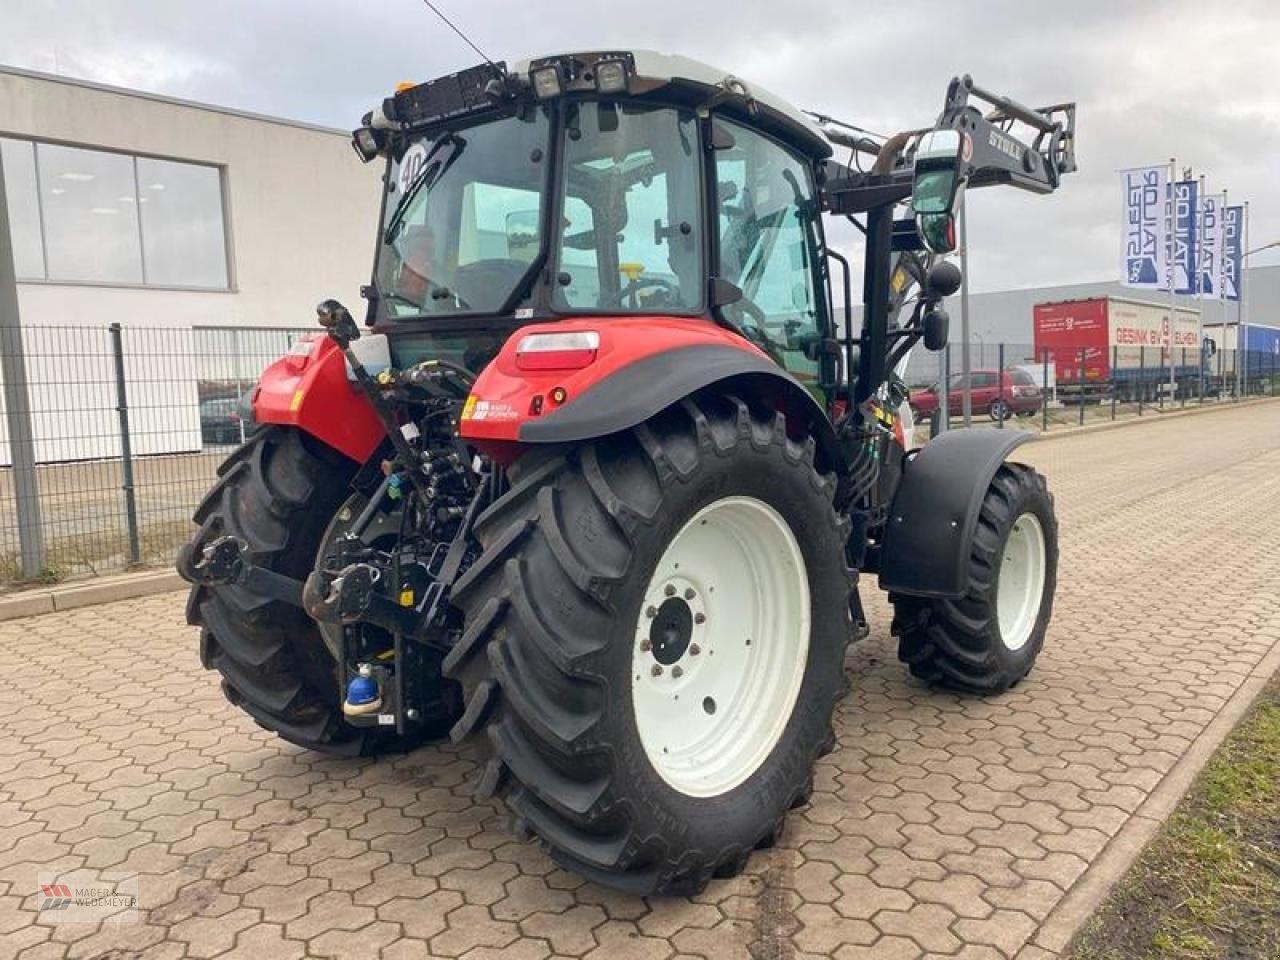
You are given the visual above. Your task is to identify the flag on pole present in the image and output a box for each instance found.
[1222,205,1243,301]
[1170,180,1199,295]
[1120,166,1167,287]
[1197,193,1225,299]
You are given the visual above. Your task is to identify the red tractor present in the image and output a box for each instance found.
[180,51,1075,894]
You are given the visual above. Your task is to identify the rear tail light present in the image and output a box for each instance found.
[515,330,600,371]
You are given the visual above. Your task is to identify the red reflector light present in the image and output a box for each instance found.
[515,331,599,371]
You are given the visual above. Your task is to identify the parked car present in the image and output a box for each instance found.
[199,396,247,446]
[910,369,1042,422]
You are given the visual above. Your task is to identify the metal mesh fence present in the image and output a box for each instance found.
[908,342,1278,442]
[1,325,1277,587]
[1,324,309,585]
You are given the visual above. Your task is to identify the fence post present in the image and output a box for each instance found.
[1041,348,1048,433]
[0,153,45,579]
[1158,343,1164,410]
[996,342,1005,430]
[1180,348,1186,407]
[1138,346,1144,416]
[109,323,142,565]
[1078,347,1085,427]
[1111,346,1118,421]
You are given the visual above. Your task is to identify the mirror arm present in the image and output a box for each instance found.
[886,329,922,374]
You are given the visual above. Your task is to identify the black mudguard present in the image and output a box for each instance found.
[519,343,844,470]
[878,429,1033,599]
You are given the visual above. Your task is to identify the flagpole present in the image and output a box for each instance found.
[1197,174,1206,400]
[1239,200,1249,397]
[1221,188,1229,398]
[1166,158,1177,402]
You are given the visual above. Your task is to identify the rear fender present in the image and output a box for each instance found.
[252,335,383,463]
[877,429,1033,598]
[458,317,842,468]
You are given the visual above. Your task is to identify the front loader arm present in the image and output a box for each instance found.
[819,75,1076,215]
[942,75,1076,195]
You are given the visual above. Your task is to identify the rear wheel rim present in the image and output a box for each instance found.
[996,511,1046,651]
[631,496,810,798]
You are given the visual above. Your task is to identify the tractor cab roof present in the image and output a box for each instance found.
[365,49,833,162]
[512,50,832,159]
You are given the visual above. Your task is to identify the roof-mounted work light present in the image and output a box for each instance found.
[351,126,383,163]
[530,63,563,100]
[593,57,629,94]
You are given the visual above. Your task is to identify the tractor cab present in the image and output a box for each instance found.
[357,51,839,398]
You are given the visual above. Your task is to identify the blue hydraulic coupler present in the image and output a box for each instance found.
[343,663,382,716]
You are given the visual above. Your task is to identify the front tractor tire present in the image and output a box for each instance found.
[180,426,450,755]
[445,395,852,895]
[892,463,1057,693]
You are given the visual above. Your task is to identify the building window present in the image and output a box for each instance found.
[0,139,45,279]
[137,157,229,288]
[0,137,230,289]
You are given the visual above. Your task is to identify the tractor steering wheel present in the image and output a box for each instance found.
[723,296,788,365]
[605,275,681,310]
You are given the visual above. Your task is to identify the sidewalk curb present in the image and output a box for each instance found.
[1017,634,1280,959]
[0,568,184,622]
[1027,395,1279,442]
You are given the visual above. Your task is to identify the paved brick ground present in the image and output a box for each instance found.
[2,402,1278,960]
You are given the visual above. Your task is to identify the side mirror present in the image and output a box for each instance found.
[911,129,965,215]
[917,213,958,254]
[922,307,949,352]
[912,129,966,255]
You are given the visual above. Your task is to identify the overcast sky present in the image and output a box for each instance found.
[4,0,1279,293]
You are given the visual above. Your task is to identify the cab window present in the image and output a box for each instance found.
[553,102,703,313]
[714,120,826,390]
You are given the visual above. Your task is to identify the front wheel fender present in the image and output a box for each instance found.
[877,429,1034,599]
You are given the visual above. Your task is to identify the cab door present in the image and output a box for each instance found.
[711,119,832,401]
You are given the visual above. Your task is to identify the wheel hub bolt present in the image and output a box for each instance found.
[684,588,695,600]
[646,605,658,618]
[689,643,700,656]
[640,639,652,652]
[672,666,683,678]
[694,612,706,625]
[651,664,663,677]
[664,584,676,597]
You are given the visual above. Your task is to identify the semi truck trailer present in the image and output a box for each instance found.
[1033,296,1201,399]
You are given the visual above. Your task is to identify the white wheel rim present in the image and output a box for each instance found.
[631,496,810,798]
[996,512,1046,651]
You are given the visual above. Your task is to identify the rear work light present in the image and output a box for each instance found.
[515,330,600,371]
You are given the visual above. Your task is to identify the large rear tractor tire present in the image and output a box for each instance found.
[445,394,852,894]
[892,463,1056,693]
[179,426,452,755]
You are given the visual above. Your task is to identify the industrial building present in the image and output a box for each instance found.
[0,65,379,463]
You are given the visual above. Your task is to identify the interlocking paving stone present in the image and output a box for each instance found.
[1,401,1278,959]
